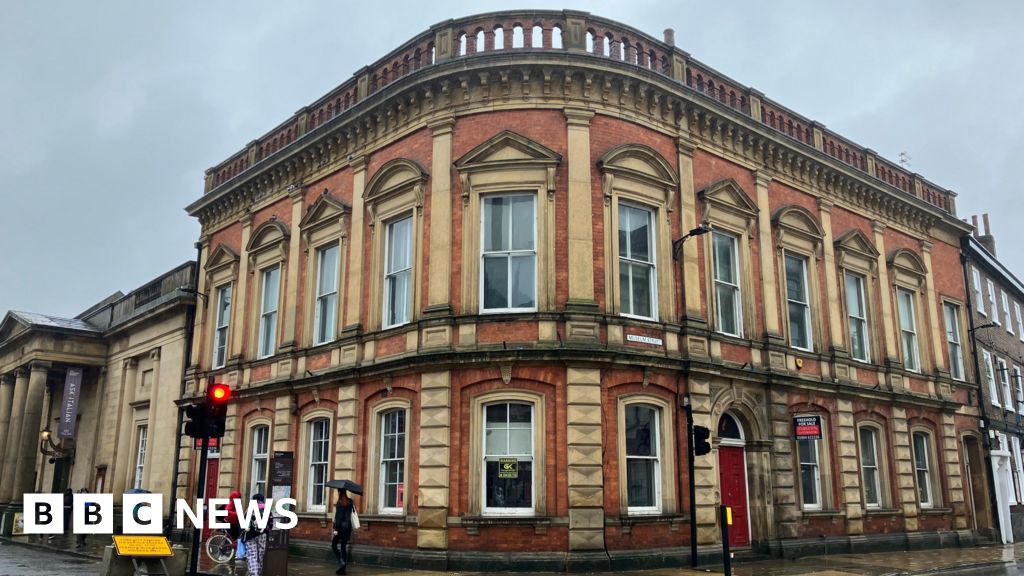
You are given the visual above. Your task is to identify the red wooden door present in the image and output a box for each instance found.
[718,446,750,547]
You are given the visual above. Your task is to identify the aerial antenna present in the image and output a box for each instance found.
[898,151,911,168]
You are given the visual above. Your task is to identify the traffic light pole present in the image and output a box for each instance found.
[189,433,210,576]
[684,396,697,568]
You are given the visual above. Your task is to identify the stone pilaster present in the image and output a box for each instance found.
[891,407,919,531]
[13,361,49,501]
[343,156,368,333]
[0,367,29,503]
[941,413,967,529]
[688,376,718,543]
[111,358,138,497]
[836,399,863,534]
[230,214,253,360]
[677,137,704,328]
[191,239,209,368]
[334,384,358,486]
[566,368,603,549]
[142,349,160,489]
[769,388,799,539]
[872,221,897,364]
[273,395,291,453]
[417,370,451,549]
[920,241,945,374]
[818,199,844,354]
[216,402,240,497]
[0,374,15,496]
[426,118,455,315]
[564,109,597,310]
[754,171,781,339]
[281,186,306,350]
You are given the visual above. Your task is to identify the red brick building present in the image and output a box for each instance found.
[181,10,978,569]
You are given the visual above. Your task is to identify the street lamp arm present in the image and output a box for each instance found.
[672,223,712,261]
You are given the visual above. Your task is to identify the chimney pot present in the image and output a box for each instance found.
[983,213,991,235]
[664,28,675,46]
[972,215,979,237]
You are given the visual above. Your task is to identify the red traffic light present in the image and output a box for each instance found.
[208,383,231,403]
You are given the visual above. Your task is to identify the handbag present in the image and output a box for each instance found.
[236,538,247,559]
[350,508,360,530]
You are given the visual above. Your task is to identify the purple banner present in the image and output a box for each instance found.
[58,367,83,439]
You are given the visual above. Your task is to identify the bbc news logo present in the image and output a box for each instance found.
[22,494,299,534]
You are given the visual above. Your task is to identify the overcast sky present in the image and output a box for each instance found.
[1,1,1022,318]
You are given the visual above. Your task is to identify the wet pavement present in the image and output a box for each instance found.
[1,535,1023,575]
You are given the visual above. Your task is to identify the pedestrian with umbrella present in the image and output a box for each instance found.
[326,480,362,575]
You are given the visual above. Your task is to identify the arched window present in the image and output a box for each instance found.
[249,424,270,497]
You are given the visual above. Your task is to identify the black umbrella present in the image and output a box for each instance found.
[326,479,363,495]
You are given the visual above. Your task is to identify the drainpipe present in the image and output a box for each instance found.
[169,244,202,537]
[960,238,1002,542]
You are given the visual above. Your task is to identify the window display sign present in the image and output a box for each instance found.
[498,457,518,478]
[793,415,823,440]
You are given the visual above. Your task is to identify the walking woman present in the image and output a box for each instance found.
[331,490,356,575]
[244,494,270,576]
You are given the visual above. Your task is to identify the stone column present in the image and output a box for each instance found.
[891,407,919,531]
[273,395,291,453]
[0,368,29,503]
[836,399,863,535]
[920,241,945,374]
[564,108,597,311]
[677,138,704,326]
[230,213,253,360]
[872,221,897,363]
[426,117,455,315]
[12,361,50,501]
[566,367,604,550]
[281,187,305,350]
[0,374,15,488]
[111,358,139,496]
[818,200,844,352]
[417,370,451,549]
[343,156,368,333]
[754,171,781,339]
[141,350,161,489]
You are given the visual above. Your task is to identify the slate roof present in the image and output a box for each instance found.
[8,311,101,333]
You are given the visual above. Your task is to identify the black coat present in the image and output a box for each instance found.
[333,500,354,534]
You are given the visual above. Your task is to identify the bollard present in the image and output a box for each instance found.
[720,505,732,576]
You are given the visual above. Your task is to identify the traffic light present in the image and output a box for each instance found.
[205,383,231,438]
[183,403,207,439]
[693,425,712,457]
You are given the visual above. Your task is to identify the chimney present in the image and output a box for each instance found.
[971,215,979,237]
[663,28,675,46]
[979,213,997,256]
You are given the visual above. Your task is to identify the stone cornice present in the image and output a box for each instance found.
[187,53,969,239]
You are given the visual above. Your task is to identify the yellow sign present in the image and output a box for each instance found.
[112,535,173,557]
[725,507,733,526]
[498,457,519,478]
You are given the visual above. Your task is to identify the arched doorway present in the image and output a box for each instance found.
[718,412,750,547]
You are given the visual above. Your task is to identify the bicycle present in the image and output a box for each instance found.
[204,528,236,564]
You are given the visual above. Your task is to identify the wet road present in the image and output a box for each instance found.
[0,542,99,575]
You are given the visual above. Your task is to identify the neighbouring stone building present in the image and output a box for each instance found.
[0,262,195,534]
[181,10,979,569]
[962,215,1024,543]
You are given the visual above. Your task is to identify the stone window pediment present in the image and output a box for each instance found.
[699,179,758,232]
[299,192,351,238]
[888,248,927,289]
[834,229,879,273]
[773,205,824,251]
[598,144,678,207]
[364,158,428,209]
[204,243,241,278]
[246,219,290,262]
[455,130,560,201]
